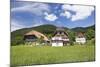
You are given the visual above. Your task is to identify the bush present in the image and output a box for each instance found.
[70,41,74,46]
[86,39,95,46]
[11,40,24,46]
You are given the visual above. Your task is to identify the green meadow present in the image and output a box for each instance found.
[11,44,95,66]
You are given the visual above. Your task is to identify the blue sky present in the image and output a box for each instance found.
[11,1,95,31]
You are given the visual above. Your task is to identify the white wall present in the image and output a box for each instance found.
[52,42,63,46]
[75,37,86,44]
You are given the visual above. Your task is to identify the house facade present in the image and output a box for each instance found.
[24,30,49,45]
[51,28,70,46]
[75,32,86,44]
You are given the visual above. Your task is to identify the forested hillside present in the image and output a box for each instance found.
[11,24,95,46]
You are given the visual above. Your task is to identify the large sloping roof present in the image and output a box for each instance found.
[24,30,49,41]
[76,32,85,38]
[53,28,69,37]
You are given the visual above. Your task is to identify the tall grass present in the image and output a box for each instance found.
[11,45,95,66]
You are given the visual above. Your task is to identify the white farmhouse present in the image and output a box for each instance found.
[75,32,86,44]
[51,28,69,46]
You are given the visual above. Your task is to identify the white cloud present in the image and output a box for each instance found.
[17,0,95,5]
[60,11,71,19]
[11,20,25,31]
[11,19,45,31]
[44,12,58,21]
[11,3,50,16]
[61,4,94,21]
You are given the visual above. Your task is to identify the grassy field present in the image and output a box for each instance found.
[11,45,95,66]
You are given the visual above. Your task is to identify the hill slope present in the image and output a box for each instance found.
[11,24,95,46]
[11,25,57,45]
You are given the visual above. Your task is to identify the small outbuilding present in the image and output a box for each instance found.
[75,32,86,44]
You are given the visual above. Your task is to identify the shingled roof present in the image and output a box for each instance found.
[76,32,85,38]
[25,30,49,41]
